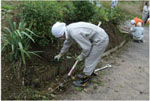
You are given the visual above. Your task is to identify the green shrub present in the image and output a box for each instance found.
[2,18,39,64]
[20,1,64,47]
[90,7,109,24]
[72,1,96,22]
[107,8,125,25]
[58,1,76,24]
[90,6,125,25]
[20,1,125,47]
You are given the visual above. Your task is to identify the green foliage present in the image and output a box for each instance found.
[20,1,125,47]
[73,1,96,22]
[2,18,40,64]
[20,1,65,47]
[90,6,125,25]
[59,2,76,24]
[2,3,15,10]
[107,8,125,25]
[75,87,84,91]
[90,7,109,24]
[20,1,96,46]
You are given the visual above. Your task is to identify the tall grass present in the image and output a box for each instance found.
[2,18,40,65]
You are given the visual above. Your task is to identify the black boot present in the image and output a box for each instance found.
[73,75,91,87]
[133,40,141,43]
[140,40,143,43]
[77,73,97,80]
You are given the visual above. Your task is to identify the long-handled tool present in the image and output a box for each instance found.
[68,60,79,77]
[94,64,112,75]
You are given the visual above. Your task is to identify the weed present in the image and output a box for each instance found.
[2,17,40,65]
[75,87,84,91]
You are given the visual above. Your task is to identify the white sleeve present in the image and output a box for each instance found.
[60,38,73,54]
[73,34,92,57]
[130,26,136,32]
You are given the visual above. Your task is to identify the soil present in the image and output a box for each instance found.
[54,26,149,100]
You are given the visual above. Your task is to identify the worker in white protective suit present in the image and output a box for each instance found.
[130,22,144,43]
[111,0,118,8]
[142,1,150,24]
[51,22,109,87]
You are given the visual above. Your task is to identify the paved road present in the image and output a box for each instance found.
[56,26,149,100]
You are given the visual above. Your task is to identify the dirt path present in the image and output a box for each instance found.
[55,26,149,100]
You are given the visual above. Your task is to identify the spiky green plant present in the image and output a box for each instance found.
[2,18,40,65]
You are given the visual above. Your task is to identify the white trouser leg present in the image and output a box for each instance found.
[83,39,109,76]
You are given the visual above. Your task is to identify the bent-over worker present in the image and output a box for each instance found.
[51,22,109,87]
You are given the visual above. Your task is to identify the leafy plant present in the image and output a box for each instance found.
[73,1,96,22]
[20,1,65,47]
[90,7,109,24]
[2,18,40,64]
[75,87,84,91]
[107,8,125,25]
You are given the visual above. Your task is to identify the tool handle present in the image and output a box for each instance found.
[94,64,112,73]
[68,60,79,76]
[98,21,102,27]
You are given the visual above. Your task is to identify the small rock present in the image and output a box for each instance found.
[121,60,125,62]
[71,76,75,80]
[59,83,64,88]
[48,87,53,91]
[114,90,118,92]
[83,88,88,92]
[139,91,143,94]
[93,84,98,89]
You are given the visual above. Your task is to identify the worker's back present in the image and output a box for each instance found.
[134,17,143,26]
[67,22,108,42]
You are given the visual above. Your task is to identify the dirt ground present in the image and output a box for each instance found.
[55,26,149,100]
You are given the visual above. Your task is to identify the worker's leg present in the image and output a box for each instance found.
[83,39,109,76]
[73,39,109,87]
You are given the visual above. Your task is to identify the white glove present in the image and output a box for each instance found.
[54,53,62,61]
[76,55,83,61]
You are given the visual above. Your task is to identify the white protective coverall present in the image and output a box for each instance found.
[142,5,150,23]
[111,0,118,8]
[130,26,144,40]
[60,22,109,76]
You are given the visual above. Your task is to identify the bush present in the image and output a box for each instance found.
[2,18,39,64]
[72,1,96,22]
[20,1,125,47]
[108,8,125,25]
[90,7,109,24]
[59,1,76,24]
[20,1,64,47]
[90,6,125,25]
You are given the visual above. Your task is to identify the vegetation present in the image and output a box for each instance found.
[2,18,39,65]
[2,1,139,100]
[18,1,124,47]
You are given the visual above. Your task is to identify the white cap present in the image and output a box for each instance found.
[137,22,142,27]
[131,20,136,25]
[51,22,66,38]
